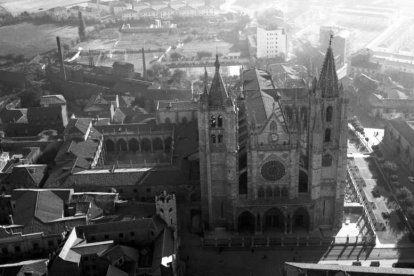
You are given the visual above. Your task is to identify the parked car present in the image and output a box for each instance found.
[370,261,380,267]
[408,176,414,183]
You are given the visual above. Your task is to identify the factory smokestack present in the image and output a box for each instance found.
[56,36,67,81]
[142,47,147,80]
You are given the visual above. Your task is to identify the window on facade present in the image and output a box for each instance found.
[324,128,331,142]
[130,232,135,236]
[281,187,288,197]
[266,187,273,198]
[14,246,21,253]
[326,106,333,122]
[322,154,333,167]
[210,115,216,128]
[211,134,216,143]
[258,187,265,198]
[217,115,223,127]
[270,121,277,132]
[218,134,223,143]
[274,187,280,197]
[2,248,8,254]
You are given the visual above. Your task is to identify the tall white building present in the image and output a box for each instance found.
[256,26,287,59]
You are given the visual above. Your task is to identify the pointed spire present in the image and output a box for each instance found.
[207,55,229,107]
[203,66,208,94]
[318,36,339,98]
[214,54,220,71]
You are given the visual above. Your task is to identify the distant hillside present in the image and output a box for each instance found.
[0,0,89,16]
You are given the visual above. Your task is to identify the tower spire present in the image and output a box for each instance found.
[203,66,208,94]
[317,37,339,98]
[214,54,220,71]
[207,55,229,107]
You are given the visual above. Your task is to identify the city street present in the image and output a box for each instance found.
[180,232,414,276]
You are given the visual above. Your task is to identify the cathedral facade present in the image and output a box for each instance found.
[198,46,348,234]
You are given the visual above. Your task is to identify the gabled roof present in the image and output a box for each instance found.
[318,44,339,98]
[64,118,92,136]
[13,190,63,225]
[40,94,66,106]
[71,240,114,256]
[0,108,27,124]
[207,55,230,107]
[99,244,139,263]
[242,69,287,127]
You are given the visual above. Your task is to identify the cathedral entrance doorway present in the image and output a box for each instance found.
[293,207,310,232]
[238,211,255,234]
[263,207,285,233]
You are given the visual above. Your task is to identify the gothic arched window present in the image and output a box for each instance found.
[258,187,265,198]
[326,106,333,122]
[285,106,293,122]
[301,107,307,129]
[217,115,223,127]
[270,121,277,132]
[211,134,216,143]
[281,187,288,197]
[266,186,273,198]
[210,115,216,128]
[218,134,223,143]
[324,128,331,142]
[322,154,333,167]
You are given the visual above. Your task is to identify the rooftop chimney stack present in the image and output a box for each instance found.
[142,47,147,80]
[56,36,67,81]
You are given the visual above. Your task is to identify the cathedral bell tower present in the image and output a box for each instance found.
[308,38,348,230]
[198,56,238,230]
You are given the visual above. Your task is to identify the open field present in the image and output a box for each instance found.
[0,22,78,57]
[0,0,89,15]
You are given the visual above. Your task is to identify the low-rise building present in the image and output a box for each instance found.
[383,119,414,173]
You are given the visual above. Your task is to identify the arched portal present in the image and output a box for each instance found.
[117,139,127,152]
[141,138,151,152]
[264,207,285,232]
[105,139,115,152]
[152,137,163,151]
[298,170,308,193]
[238,211,255,234]
[165,137,173,152]
[293,207,310,232]
[128,138,139,152]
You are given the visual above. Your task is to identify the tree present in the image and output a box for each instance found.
[78,11,86,41]
[170,52,183,61]
[396,187,414,211]
[197,51,212,59]
[20,91,40,108]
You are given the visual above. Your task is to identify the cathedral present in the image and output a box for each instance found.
[197,45,348,234]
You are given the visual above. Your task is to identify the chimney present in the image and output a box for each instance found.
[56,36,67,81]
[142,47,147,80]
